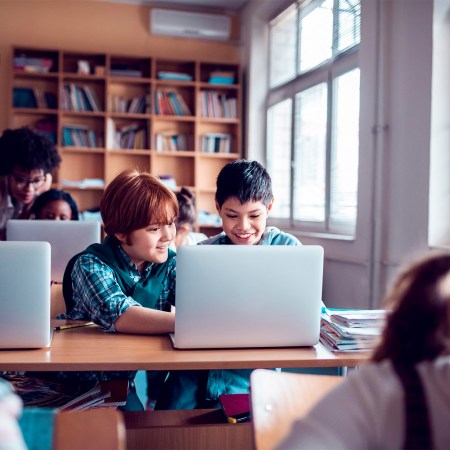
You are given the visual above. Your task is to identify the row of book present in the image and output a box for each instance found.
[154,89,192,116]
[2,373,128,411]
[109,94,149,114]
[200,91,237,119]
[62,125,103,148]
[13,87,57,109]
[14,55,54,73]
[106,119,147,150]
[320,308,387,353]
[155,131,194,152]
[61,83,102,112]
[200,133,232,153]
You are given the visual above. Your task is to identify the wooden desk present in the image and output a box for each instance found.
[0,321,368,372]
[3,322,367,450]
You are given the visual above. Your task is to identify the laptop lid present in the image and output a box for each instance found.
[172,245,324,349]
[6,220,101,283]
[0,241,52,349]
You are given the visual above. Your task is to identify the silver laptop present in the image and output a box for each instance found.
[7,220,101,283]
[0,241,52,349]
[171,245,324,349]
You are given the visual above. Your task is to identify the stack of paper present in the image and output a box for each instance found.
[320,308,388,353]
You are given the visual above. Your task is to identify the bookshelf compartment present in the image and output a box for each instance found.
[13,77,58,110]
[153,119,195,152]
[61,116,105,149]
[154,59,196,83]
[58,151,105,189]
[63,52,106,76]
[152,154,195,188]
[13,48,59,74]
[110,56,151,79]
[200,62,238,85]
[154,86,195,117]
[105,152,151,183]
[61,80,105,113]
[106,118,149,151]
[108,82,150,115]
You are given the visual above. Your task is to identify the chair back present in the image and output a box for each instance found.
[53,409,126,450]
[250,369,342,450]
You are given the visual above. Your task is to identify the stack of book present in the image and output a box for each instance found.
[320,308,388,353]
[2,373,128,410]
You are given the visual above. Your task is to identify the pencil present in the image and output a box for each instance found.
[54,322,95,331]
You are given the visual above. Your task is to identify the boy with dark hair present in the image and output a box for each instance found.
[155,159,300,410]
[0,126,61,239]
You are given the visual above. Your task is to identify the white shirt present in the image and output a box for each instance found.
[277,356,450,450]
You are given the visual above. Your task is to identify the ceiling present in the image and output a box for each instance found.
[107,0,249,12]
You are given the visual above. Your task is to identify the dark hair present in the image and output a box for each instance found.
[30,189,79,220]
[215,160,273,208]
[372,252,450,365]
[0,127,61,176]
[176,187,196,228]
[100,169,178,237]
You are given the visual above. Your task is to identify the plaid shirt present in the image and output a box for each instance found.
[62,244,176,331]
[51,243,176,383]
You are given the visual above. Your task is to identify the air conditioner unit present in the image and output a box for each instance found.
[150,8,231,41]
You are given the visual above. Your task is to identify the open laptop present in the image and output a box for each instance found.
[6,220,101,283]
[171,245,324,349]
[0,241,52,348]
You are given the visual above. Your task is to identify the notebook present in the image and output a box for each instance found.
[0,241,52,348]
[171,245,324,349]
[6,220,101,283]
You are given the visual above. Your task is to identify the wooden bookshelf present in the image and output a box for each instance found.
[9,47,242,233]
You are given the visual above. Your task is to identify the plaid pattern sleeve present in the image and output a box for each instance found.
[67,254,142,332]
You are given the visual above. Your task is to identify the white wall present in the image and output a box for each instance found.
[241,0,434,308]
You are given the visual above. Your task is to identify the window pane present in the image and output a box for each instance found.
[299,0,333,73]
[270,6,297,87]
[336,0,361,54]
[293,83,327,222]
[267,99,292,219]
[330,69,360,231]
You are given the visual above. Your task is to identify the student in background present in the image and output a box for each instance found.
[0,378,27,450]
[155,159,301,410]
[0,127,61,239]
[171,187,207,249]
[29,189,79,220]
[278,252,450,450]
[57,169,178,410]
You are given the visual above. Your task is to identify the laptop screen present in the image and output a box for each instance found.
[173,245,324,349]
[0,241,52,348]
[6,220,101,283]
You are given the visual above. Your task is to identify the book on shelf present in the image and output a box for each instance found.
[14,55,53,73]
[208,70,235,85]
[157,71,193,81]
[63,125,102,148]
[319,308,387,353]
[200,133,231,153]
[2,373,128,410]
[110,64,143,78]
[155,130,193,152]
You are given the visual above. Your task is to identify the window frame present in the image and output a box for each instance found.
[266,0,361,237]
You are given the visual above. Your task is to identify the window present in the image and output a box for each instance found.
[267,0,361,236]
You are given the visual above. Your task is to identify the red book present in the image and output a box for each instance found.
[219,393,251,424]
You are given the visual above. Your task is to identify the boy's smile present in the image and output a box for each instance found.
[216,197,273,245]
